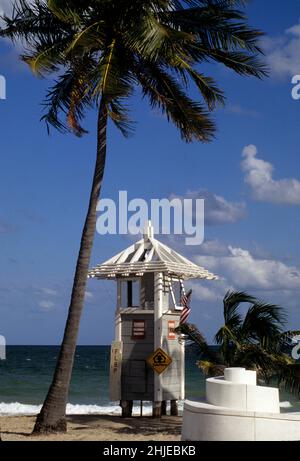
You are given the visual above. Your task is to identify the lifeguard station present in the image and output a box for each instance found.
[88,222,216,417]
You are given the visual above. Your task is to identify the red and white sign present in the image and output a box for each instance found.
[132,320,145,339]
[168,320,176,340]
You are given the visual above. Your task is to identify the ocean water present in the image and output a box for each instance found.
[0,346,299,416]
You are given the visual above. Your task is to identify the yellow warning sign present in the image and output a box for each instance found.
[147,348,172,374]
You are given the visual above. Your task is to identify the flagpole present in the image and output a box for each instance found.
[153,272,163,417]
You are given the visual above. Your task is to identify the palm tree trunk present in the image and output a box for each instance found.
[33,101,108,434]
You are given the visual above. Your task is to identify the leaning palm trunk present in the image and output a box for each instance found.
[33,103,108,434]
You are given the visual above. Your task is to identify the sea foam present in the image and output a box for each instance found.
[0,401,185,416]
[0,402,154,416]
[0,400,291,416]
[279,401,293,408]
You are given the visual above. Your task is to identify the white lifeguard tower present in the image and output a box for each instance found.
[88,222,217,417]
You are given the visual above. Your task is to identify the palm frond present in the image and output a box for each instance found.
[169,54,225,109]
[93,41,135,103]
[64,20,106,57]
[197,360,225,377]
[161,3,263,54]
[41,58,96,135]
[47,0,85,25]
[240,302,286,344]
[0,0,72,44]
[175,323,219,363]
[1,0,267,143]
[269,330,300,354]
[134,59,215,142]
[223,290,255,325]
[277,363,300,397]
[22,36,70,76]
[209,49,268,78]
[108,100,135,138]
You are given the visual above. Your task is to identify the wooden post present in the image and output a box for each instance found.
[121,400,133,417]
[170,400,178,416]
[153,272,163,418]
[180,331,185,401]
[109,341,122,401]
[115,281,122,341]
[152,404,161,418]
[161,400,167,416]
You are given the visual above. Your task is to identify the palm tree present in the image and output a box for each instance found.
[177,290,300,395]
[1,0,267,433]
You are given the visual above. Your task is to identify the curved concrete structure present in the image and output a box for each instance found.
[182,367,300,441]
[224,367,256,385]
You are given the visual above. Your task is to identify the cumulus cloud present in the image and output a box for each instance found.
[38,300,55,311]
[167,238,300,339]
[241,144,300,205]
[189,282,221,303]
[186,243,300,339]
[263,20,300,78]
[172,190,246,226]
[195,245,300,293]
[195,239,230,257]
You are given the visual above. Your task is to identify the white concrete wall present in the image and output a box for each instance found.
[182,400,300,441]
[224,367,256,385]
[206,378,247,410]
[247,385,279,413]
[206,368,279,414]
[182,368,290,441]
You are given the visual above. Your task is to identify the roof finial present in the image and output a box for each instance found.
[143,220,154,241]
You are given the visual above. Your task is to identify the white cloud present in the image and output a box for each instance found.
[195,245,300,293]
[226,104,261,119]
[187,243,300,341]
[263,20,300,78]
[0,0,13,16]
[241,144,300,205]
[85,291,94,302]
[195,239,230,257]
[167,238,300,340]
[189,282,221,302]
[41,288,58,296]
[38,300,55,311]
[172,190,246,225]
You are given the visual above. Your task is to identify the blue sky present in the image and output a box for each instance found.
[0,0,300,344]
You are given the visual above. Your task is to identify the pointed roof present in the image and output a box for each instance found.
[88,223,217,281]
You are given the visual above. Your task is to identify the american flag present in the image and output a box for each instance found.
[180,289,192,324]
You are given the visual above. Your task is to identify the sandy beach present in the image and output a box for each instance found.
[0,415,182,441]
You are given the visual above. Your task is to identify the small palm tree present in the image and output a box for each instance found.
[177,291,300,395]
[1,1,267,433]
